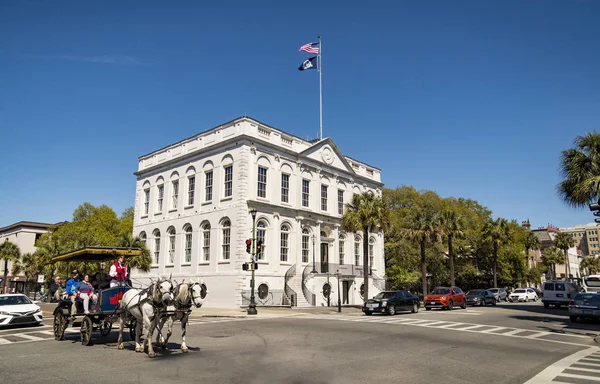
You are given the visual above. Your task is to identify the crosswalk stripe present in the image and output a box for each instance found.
[420,321,448,327]
[566,366,600,373]
[17,334,45,341]
[572,361,600,367]
[0,338,10,345]
[458,325,487,331]
[583,355,600,361]
[480,327,507,334]
[555,372,600,382]
[525,332,552,339]
[501,329,523,336]
[436,322,466,329]
[39,330,55,335]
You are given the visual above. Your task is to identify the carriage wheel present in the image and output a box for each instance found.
[99,320,112,337]
[129,318,137,340]
[53,310,67,341]
[80,316,93,346]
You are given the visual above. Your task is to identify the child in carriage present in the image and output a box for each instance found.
[76,274,98,314]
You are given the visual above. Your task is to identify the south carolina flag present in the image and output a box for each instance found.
[298,57,318,71]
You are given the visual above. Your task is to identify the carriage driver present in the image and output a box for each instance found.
[108,255,128,288]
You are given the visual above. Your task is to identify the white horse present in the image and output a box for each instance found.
[155,281,206,353]
[117,278,174,358]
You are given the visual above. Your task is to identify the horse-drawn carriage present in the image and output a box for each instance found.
[52,247,141,346]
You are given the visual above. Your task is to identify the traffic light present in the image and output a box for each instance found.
[590,200,600,223]
[256,240,263,256]
[246,239,252,254]
[242,263,249,271]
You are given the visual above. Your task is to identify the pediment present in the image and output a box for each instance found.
[298,138,355,174]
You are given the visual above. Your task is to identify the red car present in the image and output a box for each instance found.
[424,286,467,310]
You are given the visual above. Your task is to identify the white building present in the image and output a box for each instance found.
[131,117,386,308]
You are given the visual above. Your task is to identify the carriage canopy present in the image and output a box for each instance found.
[51,247,142,263]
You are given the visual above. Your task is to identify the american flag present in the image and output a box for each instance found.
[299,42,320,54]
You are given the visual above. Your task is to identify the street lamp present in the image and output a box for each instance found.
[311,234,317,273]
[248,209,258,315]
[336,269,341,313]
[326,272,330,307]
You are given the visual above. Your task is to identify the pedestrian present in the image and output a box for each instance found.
[49,276,61,302]
[108,255,128,288]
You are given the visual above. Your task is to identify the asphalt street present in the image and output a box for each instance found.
[0,302,599,384]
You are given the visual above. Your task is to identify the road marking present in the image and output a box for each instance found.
[420,321,448,327]
[523,347,600,384]
[0,338,10,344]
[480,326,507,334]
[459,325,488,331]
[502,329,525,336]
[16,334,45,341]
[436,322,466,329]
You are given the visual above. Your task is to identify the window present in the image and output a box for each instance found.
[224,165,233,197]
[184,226,192,263]
[139,232,147,247]
[222,220,231,260]
[339,236,345,265]
[338,189,344,215]
[354,236,361,266]
[555,283,565,291]
[280,224,290,262]
[171,180,179,210]
[369,237,375,273]
[144,189,150,215]
[302,179,310,207]
[257,166,267,198]
[281,174,290,203]
[302,229,310,263]
[205,171,213,201]
[157,185,164,212]
[202,223,211,262]
[257,221,266,261]
[544,283,555,291]
[167,227,175,264]
[187,176,195,205]
[153,230,161,264]
[321,185,328,211]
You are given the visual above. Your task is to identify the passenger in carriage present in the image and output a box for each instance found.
[76,274,98,314]
[98,273,110,290]
[109,255,128,288]
[65,270,81,317]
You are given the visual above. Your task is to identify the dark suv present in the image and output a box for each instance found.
[363,290,420,316]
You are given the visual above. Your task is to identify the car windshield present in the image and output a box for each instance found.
[488,289,499,293]
[514,289,526,294]
[431,288,450,295]
[467,290,484,296]
[373,292,396,299]
[574,293,600,303]
[584,276,600,288]
[0,295,32,305]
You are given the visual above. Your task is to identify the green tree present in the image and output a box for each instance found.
[542,246,564,280]
[580,256,600,275]
[11,252,39,282]
[118,233,152,272]
[481,217,511,288]
[439,200,466,287]
[386,265,420,290]
[554,232,576,279]
[524,231,541,266]
[342,192,390,301]
[558,132,600,208]
[0,241,21,292]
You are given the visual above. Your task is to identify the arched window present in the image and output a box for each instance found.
[302,228,310,264]
[222,220,231,260]
[139,231,147,247]
[280,224,290,262]
[152,229,161,265]
[257,220,267,261]
[202,222,211,262]
[354,235,361,266]
[369,237,376,275]
[184,225,192,263]
[339,233,346,265]
[167,227,176,264]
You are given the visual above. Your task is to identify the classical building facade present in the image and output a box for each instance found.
[529,223,580,280]
[0,221,53,293]
[131,117,385,308]
[560,223,599,257]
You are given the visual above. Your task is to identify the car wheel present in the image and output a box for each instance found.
[480,299,485,307]
[461,300,467,309]
[388,305,396,316]
[492,299,497,306]
[534,296,538,302]
[425,307,432,311]
[364,311,372,316]
[447,300,453,310]
[544,302,549,309]
[411,302,419,313]
[570,315,578,323]
[504,297,509,302]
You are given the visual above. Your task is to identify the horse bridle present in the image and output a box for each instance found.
[188,282,203,308]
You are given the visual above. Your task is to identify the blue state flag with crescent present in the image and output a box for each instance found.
[298,57,317,71]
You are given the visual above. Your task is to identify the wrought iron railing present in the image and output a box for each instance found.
[284,264,298,306]
[301,264,316,306]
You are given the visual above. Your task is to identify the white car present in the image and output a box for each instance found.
[509,288,538,302]
[0,294,43,327]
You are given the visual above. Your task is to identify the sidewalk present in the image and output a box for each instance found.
[39,301,362,318]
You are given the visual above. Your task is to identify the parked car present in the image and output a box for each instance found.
[0,294,43,327]
[508,288,538,302]
[466,290,497,306]
[363,290,420,316]
[528,287,543,298]
[488,288,508,302]
[424,286,467,310]
[542,280,578,308]
[568,293,600,322]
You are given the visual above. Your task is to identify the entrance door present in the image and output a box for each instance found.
[320,243,329,273]
[342,281,350,304]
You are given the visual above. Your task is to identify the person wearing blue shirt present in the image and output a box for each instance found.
[65,270,81,317]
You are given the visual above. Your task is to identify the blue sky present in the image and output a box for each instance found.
[0,1,598,229]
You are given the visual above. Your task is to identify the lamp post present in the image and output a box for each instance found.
[311,234,317,273]
[248,209,258,315]
[336,269,341,313]
[326,271,330,307]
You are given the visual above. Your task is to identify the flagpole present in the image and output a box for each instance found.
[318,35,323,140]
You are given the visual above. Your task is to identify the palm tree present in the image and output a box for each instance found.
[342,192,390,302]
[0,240,21,293]
[439,209,465,287]
[481,218,511,288]
[118,233,153,272]
[524,232,541,266]
[554,232,576,279]
[11,252,39,283]
[557,132,600,208]
[401,206,441,297]
[542,246,564,279]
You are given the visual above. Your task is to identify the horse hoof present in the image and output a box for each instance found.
[148,353,156,358]
[182,348,189,353]
[118,345,124,350]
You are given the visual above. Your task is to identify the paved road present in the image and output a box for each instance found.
[1,302,599,384]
